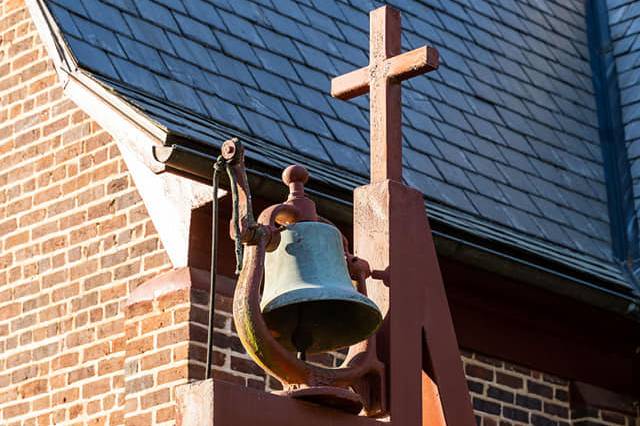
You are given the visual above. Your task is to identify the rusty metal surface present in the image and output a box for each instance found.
[331,6,438,184]
[226,142,387,415]
[332,6,474,425]
[176,379,385,426]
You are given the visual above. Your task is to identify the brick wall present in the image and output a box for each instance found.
[463,351,637,426]
[0,1,173,424]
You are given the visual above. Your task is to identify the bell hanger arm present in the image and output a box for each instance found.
[224,145,387,414]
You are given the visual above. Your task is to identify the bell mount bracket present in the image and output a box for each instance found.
[221,138,387,416]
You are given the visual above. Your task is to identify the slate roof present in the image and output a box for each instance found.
[609,0,640,213]
[41,0,636,292]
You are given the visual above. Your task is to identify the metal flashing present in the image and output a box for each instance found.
[586,0,640,302]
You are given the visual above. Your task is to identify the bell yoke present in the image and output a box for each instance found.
[221,138,386,415]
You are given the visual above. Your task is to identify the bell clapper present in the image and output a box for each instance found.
[292,304,312,362]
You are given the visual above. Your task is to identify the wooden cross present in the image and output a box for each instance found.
[331,6,439,184]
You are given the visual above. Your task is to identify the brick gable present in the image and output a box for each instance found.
[0,1,173,423]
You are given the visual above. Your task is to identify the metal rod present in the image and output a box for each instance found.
[205,159,223,380]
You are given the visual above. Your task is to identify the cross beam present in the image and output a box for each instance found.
[331,6,438,183]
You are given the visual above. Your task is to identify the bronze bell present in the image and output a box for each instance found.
[260,166,382,355]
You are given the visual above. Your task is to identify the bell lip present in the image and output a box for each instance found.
[261,285,384,353]
[261,284,382,317]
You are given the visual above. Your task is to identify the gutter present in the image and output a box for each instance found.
[28,0,640,320]
[155,141,640,321]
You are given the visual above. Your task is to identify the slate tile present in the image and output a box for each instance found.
[172,14,218,48]
[530,195,571,225]
[437,12,472,40]
[50,0,89,17]
[168,33,217,72]
[270,0,308,23]
[433,81,471,113]
[493,6,524,29]
[133,0,176,29]
[110,55,164,97]
[471,173,506,201]
[239,109,291,148]
[432,158,476,190]
[301,5,344,37]
[404,109,443,139]
[498,183,539,213]
[154,0,186,13]
[467,97,503,125]
[532,216,574,249]
[199,92,249,133]
[66,36,120,80]
[466,79,501,105]
[116,34,168,74]
[497,164,538,194]
[82,0,130,35]
[336,1,371,30]
[332,39,367,67]
[496,107,536,138]
[465,114,505,145]
[218,9,265,47]
[155,75,207,115]
[320,137,369,176]
[500,146,538,175]
[161,53,209,88]
[288,82,333,116]
[291,62,331,92]
[47,3,82,38]
[467,192,513,226]
[310,0,346,21]
[434,104,474,133]
[72,15,125,56]
[248,67,296,101]
[406,16,443,46]
[124,14,176,55]
[419,174,480,214]
[404,147,440,177]
[228,0,269,24]
[256,27,302,61]
[209,74,249,107]
[404,128,442,159]
[280,124,331,162]
[215,31,261,66]
[466,151,507,182]
[295,42,337,74]
[499,26,527,49]
[435,140,475,171]
[467,11,501,38]
[284,102,333,139]
[244,87,293,124]
[100,0,136,13]
[263,8,305,40]
[323,116,367,150]
[503,207,544,236]
[183,0,226,31]
[495,55,529,81]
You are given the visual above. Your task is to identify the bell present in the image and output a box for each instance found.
[262,221,382,354]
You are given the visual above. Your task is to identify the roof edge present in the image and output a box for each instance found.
[157,140,640,321]
[29,0,640,318]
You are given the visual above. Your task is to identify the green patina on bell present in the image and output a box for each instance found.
[261,221,382,354]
